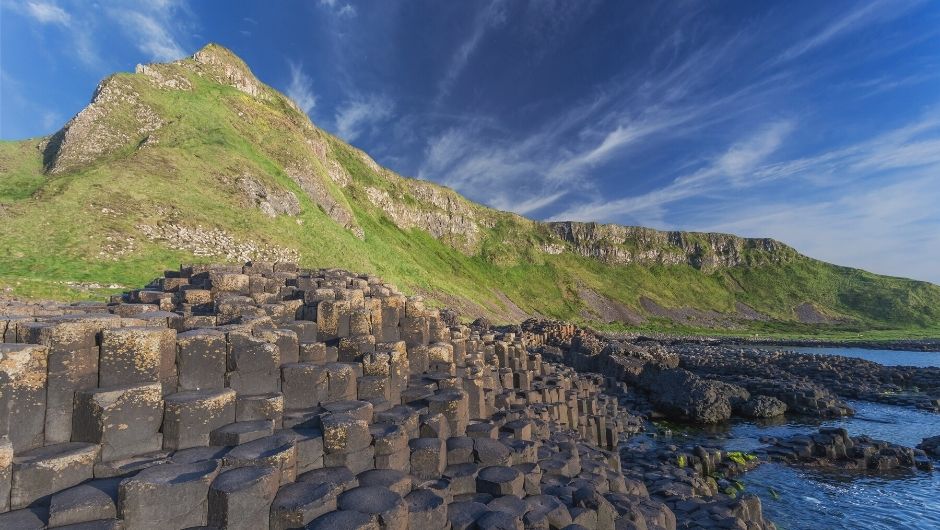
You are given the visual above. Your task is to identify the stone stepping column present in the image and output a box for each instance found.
[404,488,448,529]
[162,388,237,450]
[225,332,280,394]
[72,383,164,462]
[428,389,470,437]
[475,465,524,497]
[281,362,327,408]
[48,478,120,528]
[10,442,99,509]
[0,438,12,513]
[279,428,325,475]
[99,327,177,393]
[18,320,100,445]
[235,392,285,427]
[370,424,410,471]
[356,469,412,497]
[269,481,343,530]
[223,433,297,485]
[118,460,221,529]
[0,344,48,453]
[209,419,275,446]
[337,485,408,530]
[207,465,279,530]
[409,438,446,480]
[175,329,227,391]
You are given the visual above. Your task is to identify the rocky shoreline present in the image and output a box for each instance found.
[519,319,939,527]
[668,343,940,413]
[624,333,940,353]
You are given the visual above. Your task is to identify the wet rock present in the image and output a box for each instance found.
[766,427,933,472]
[917,435,940,457]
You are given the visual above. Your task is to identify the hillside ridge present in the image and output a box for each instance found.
[2,43,938,336]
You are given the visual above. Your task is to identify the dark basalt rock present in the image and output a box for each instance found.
[639,368,734,424]
[0,264,791,530]
[739,395,788,418]
[765,427,934,472]
[917,435,940,457]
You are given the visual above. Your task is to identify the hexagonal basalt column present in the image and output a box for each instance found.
[337,485,407,530]
[99,327,177,393]
[0,344,48,452]
[269,481,343,530]
[475,466,524,497]
[72,383,164,462]
[19,320,100,445]
[0,438,12,513]
[281,362,327,409]
[225,332,280,395]
[428,389,469,437]
[176,329,227,391]
[10,442,99,509]
[119,460,221,530]
[223,434,297,485]
[208,466,279,530]
[162,388,237,450]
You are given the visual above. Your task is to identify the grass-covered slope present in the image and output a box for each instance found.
[2,44,938,338]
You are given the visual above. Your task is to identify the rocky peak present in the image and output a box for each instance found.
[189,43,266,99]
[41,74,163,174]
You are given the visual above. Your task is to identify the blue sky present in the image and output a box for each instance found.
[3,1,940,284]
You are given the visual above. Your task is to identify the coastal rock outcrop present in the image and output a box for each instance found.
[765,427,934,472]
[0,262,683,529]
[639,368,735,424]
[670,343,939,413]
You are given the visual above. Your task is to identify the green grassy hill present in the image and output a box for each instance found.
[2,44,938,338]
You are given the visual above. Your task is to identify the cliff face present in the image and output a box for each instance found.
[545,222,793,271]
[364,178,493,254]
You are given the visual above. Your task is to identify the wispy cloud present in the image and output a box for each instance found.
[40,110,60,130]
[14,1,195,66]
[775,0,918,64]
[286,62,317,115]
[418,18,788,217]
[551,120,795,222]
[23,1,69,25]
[113,9,186,62]
[110,1,198,63]
[491,191,568,216]
[11,1,100,65]
[335,94,394,142]
[319,0,356,18]
[436,0,507,102]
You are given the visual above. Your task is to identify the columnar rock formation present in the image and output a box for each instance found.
[1,262,686,530]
